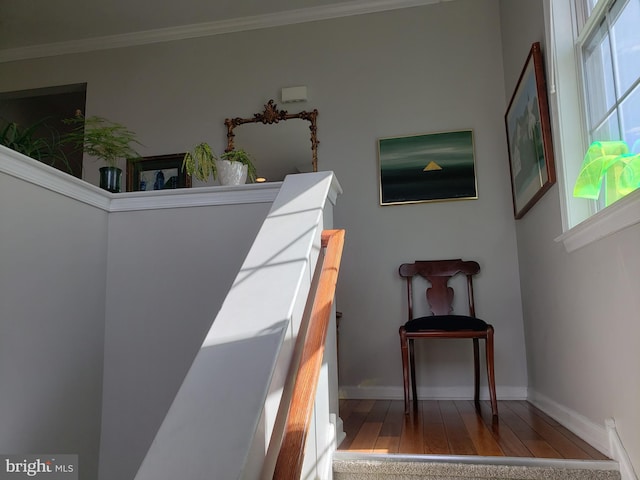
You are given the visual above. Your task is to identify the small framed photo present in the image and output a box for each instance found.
[378,129,477,205]
[126,153,191,192]
[505,42,556,219]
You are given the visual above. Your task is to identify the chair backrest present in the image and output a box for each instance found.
[399,259,480,319]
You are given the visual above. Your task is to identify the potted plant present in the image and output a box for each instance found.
[182,143,257,185]
[1,117,72,173]
[182,142,218,183]
[219,148,257,184]
[62,110,141,192]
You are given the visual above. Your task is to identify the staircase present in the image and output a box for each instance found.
[333,452,621,480]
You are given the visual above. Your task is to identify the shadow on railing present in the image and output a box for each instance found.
[272,229,345,480]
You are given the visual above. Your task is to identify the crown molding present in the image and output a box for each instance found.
[0,0,450,63]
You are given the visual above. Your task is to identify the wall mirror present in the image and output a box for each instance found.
[224,100,318,182]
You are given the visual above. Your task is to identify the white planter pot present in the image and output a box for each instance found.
[217,160,248,185]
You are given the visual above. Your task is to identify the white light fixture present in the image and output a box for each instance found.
[281,86,307,103]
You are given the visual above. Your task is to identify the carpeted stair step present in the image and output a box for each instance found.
[333,452,621,480]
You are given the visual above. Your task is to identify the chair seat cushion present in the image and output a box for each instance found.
[404,315,488,332]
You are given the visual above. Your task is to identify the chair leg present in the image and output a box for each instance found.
[473,338,480,408]
[409,338,418,411]
[486,327,498,418]
[399,327,410,414]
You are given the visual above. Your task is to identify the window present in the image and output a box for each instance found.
[547,0,640,250]
[576,0,640,207]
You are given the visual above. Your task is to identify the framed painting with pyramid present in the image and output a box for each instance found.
[378,130,477,205]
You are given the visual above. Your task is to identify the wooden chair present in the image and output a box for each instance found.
[398,259,498,417]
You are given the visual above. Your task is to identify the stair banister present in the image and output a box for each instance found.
[272,229,345,480]
[133,172,342,480]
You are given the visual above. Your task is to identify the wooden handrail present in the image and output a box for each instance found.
[272,229,345,480]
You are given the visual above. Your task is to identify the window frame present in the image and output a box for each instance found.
[545,0,640,251]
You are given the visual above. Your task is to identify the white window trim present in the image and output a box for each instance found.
[555,187,640,251]
[545,0,640,252]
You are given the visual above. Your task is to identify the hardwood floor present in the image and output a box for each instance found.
[338,399,609,460]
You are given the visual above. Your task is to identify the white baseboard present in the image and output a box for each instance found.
[527,390,609,457]
[331,413,346,448]
[338,385,527,401]
[528,389,638,480]
[606,418,639,480]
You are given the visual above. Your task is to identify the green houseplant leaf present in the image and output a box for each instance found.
[0,117,72,173]
[182,144,258,183]
[62,111,141,167]
[220,148,257,183]
[182,142,218,182]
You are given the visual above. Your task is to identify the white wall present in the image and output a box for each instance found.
[133,173,340,480]
[0,0,527,437]
[500,0,640,474]
[0,157,108,480]
[328,0,527,400]
[0,146,278,480]
[99,202,270,480]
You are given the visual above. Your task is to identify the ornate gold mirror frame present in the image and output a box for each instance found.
[224,100,319,173]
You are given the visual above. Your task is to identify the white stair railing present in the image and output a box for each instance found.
[134,172,342,480]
